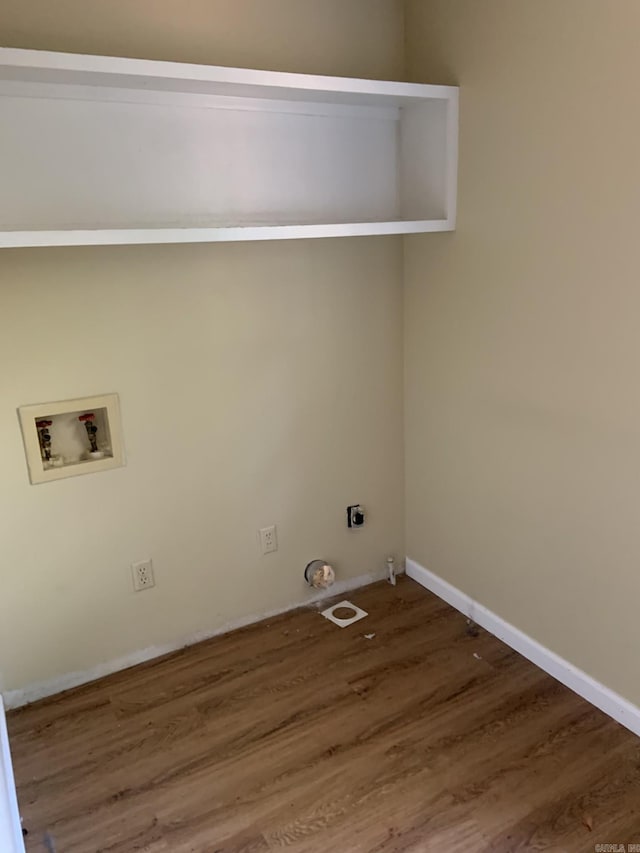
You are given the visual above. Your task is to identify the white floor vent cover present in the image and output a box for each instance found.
[321,600,368,628]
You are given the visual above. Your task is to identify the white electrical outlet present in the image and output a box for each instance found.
[259,525,278,555]
[132,558,155,591]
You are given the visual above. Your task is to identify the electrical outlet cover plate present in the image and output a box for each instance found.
[259,525,278,554]
[321,600,368,628]
[132,559,155,592]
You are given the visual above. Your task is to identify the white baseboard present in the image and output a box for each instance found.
[3,569,384,711]
[406,557,640,738]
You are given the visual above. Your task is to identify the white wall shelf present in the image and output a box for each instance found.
[0,48,458,247]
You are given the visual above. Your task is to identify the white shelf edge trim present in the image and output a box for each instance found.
[0,220,452,249]
[406,557,640,739]
[0,698,24,853]
[0,47,457,104]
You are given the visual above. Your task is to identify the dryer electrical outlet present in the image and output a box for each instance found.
[347,504,365,529]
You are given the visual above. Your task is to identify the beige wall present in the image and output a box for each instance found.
[0,0,404,78]
[405,0,640,704]
[0,1,405,697]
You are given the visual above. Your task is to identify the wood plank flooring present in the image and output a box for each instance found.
[7,577,640,852]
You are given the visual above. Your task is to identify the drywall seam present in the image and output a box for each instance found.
[3,569,385,710]
[406,558,640,738]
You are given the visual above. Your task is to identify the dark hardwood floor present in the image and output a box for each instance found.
[7,577,640,852]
